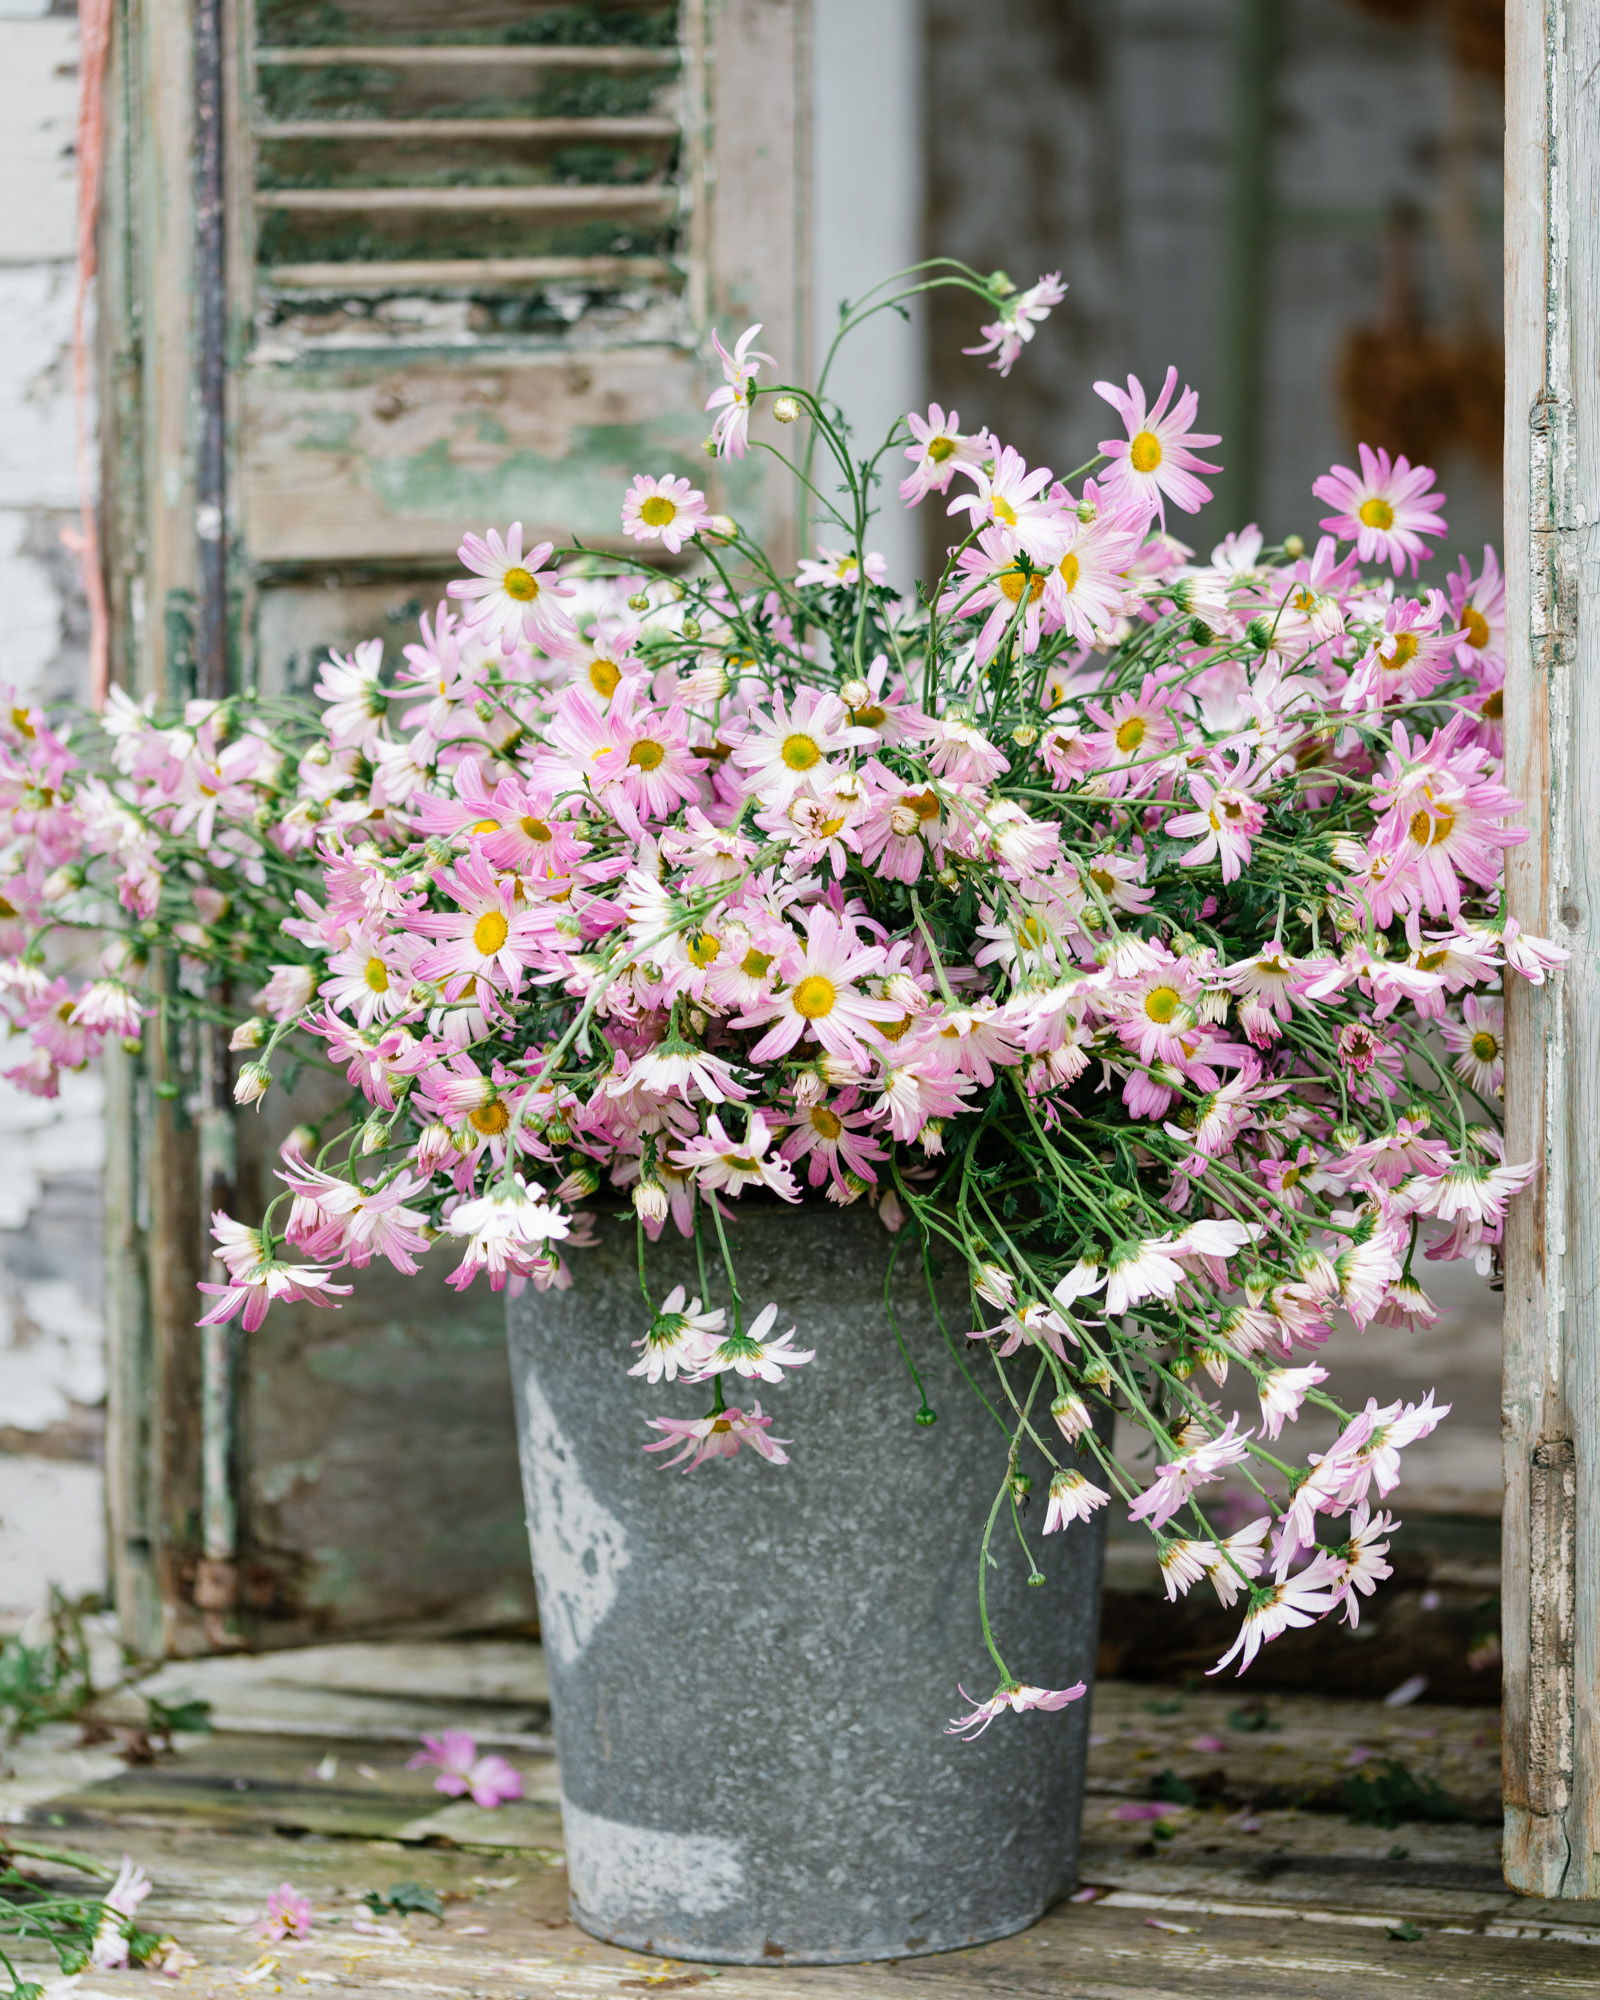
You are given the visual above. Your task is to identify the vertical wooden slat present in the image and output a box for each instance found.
[1502,0,1600,1898]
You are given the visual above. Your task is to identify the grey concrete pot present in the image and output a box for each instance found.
[506,1205,1107,1965]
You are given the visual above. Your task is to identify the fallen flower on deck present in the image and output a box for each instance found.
[254,1883,314,1943]
[1110,1801,1187,1822]
[408,1729,524,1807]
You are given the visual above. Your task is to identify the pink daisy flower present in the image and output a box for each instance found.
[621,474,710,554]
[1312,444,1446,576]
[735,904,898,1063]
[946,444,1065,564]
[1094,366,1221,522]
[410,851,555,995]
[449,525,575,654]
[900,403,990,504]
[946,1677,1087,1739]
[255,1883,314,1944]
[705,323,774,459]
[644,1400,791,1470]
[963,270,1066,377]
[795,545,890,590]
[408,1730,523,1807]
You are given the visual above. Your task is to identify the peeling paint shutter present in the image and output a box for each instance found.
[98,0,810,1656]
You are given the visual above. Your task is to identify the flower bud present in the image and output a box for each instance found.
[1010,723,1038,746]
[1245,615,1275,651]
[1050,1391,1092,1442]
[839,677,871,709]
[627,590,651,611]
[792,1067,826,1107]
[360,1116,390,1155]
[772,394,801,423]
[702,435,719,458]
[633,1178,670,1224]
[707,513,738,539]
[234,1061,272,1107]
[555,1163,600,1202]
[681,618,702,641]
[936,865,959,889]
[919,1119,945,1155]
[229,1017,265,1052]
[1282,533,1305,557]
[282,1125,317,1162]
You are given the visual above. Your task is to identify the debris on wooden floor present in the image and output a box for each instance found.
[0,1638,1590,1999]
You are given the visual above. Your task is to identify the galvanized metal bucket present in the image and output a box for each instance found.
[506,1206,1106,1965]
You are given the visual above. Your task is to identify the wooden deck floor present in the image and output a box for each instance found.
[0,1640,1592,2000]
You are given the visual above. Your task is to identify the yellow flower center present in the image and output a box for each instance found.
[589,657,621,698]
[11,707,34,738]
[474,909,510,954]
[991,495,1018,527]
[1408,804,1455,848]
[1018,916,1047,948]
[521,816,552,841]
[640,494,677,527]
[851,703,888,729]
[880,1014,913,1042]
[1144,984,1181,1024]
[1115,714,1147,754]
[688,930,721,966]
[1281,1164,1301,1189]
[1415,948,1448,972]
[471,818,499,834]
[1480,688,1503,721]
[628,739,665,771]
[363,957,389,993]
[1460,605,1491,650]
[1129,430,1162,474]
[1470,1030,1500,1063]
[503,566,540,602]
[741,948,774,978]
[782,733,821,771]
[1381,632,1419,672]
[792,973,837,1018]
[1358,496,1395,531]
[1089,865,1116,894]
[927,436,956,464]
[810,1105,843,1139]
[470,1099,511,1135]
[999,566,1046,605]
[1058,552,1081,592]
[904,788,939,822]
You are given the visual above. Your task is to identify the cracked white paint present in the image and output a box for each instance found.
[561,1796,746,1922]
[516,1367,629,1668]
[0,1070,104,1231]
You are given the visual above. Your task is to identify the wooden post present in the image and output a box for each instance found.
[1502,0,1600,1898]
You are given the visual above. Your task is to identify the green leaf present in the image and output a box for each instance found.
[1386,1921,1423,1942]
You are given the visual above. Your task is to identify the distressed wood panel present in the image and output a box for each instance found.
[1502,0,1600,1900]
[239,347,711,561]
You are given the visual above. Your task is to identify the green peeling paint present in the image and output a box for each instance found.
[364,418,706,534]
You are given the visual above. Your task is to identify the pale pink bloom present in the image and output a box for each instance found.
[963,270,1066,376]
[410,851,553,996]
[1341,591,1458,710]
[1094,366,1221,521]
[1326,1504,1398,1629]
[621,474,710,553]
[735,905,897,1063]
[315,637,388,752]
[644,1400,791,1469]
[1313,444,1446,576]
[1328,1391,1450,1509]
[254,1882,315,1944]
[68,979,146,1037]
[1157,1537,1215,1600]
[731,688,876,807]
[1036,1466,1105,1534]
[1448,544,1506,670]
[1166,754,1268,883]
[196,1259,352,1333]
[671,1110,801,1201]
[1403,1154,1534,1227]
[692,1300,815,1382]
[1204,1517,1272,1607]
[445,1177,571,1292]
[1044,482,1146,645]
[449,524,575,653]
[946,1675,1086,1739]
[1497,916,1568,984]
[90,1856,153,1969]
[1049,1390,1094,1442]
[1441,993,1504,1097]
[408,1730,523,1808]
[629,1285,725,1383]
[939,529,1051,662]
[610,1042,750,1107]
[705,323,774,458]
[947,445,1065,564]
[1257,1362,1327,1441]
[900,403,989,503]
[1209,1554,1342,1676]
[1127,1414,1254,1530]
[795,545,889,590]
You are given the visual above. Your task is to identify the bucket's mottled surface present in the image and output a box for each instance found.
[507,1207,1107,1965]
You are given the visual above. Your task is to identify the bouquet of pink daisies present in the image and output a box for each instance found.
[0,259,1558,1716]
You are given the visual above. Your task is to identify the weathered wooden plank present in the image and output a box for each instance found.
[262,254,676,288]
[256,43,678,67]
[255,184,677,213]
[238,346,709,563]
[1502,0,1600,1900]
[255,116,680,139]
